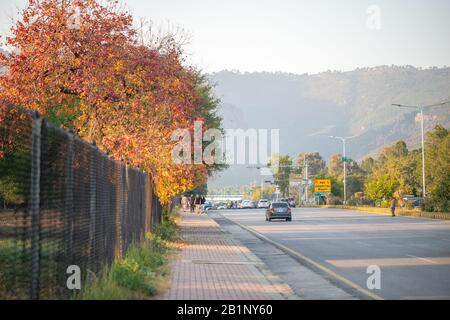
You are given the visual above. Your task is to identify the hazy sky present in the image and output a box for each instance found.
[1,0,450,74]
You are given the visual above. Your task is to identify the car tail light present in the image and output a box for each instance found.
[287,208,291,213]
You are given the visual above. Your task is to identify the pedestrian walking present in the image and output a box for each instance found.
[390,197,396,217]
[181,195,188,212]
[195,194,201,214]
[201,196,206,214]
[190,195,195,213]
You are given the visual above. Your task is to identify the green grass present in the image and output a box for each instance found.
[0,239,29,299]
[78,219,178,300]
[0,238,62,300]
[0,218,179,300]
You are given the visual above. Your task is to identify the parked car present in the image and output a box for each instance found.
[203,201,216,211]
[241,200,256,209]
[287,197,296,208]
[403,196,424,208]
[216,202,227,210]
[257,199,270,209]
[280,198,296,208]
[266,202,292,222]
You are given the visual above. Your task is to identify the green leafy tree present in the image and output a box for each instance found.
[328,154,343,178]
[244,185,276,202]
[295,152,326,177]
[365,173,398,200]
[423,126,450,212]
[363,140,419,201]
[269,154,292,197]
[361,157,376,174]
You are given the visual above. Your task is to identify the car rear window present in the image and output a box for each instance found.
[272,203,288,208]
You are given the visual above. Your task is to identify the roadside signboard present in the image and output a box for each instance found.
[314,179,331,193]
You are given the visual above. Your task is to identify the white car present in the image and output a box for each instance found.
[257,199,270,209]
[241,200,255,209]
[216,202,227,210]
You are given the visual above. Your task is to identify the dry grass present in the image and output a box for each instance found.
[322,205,450,220]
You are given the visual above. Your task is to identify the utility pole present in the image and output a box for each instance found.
[420,108,426,197]
[304,157,309,205]
[343,138,347,206]
[328,135,357,205]
[392,100,450,198]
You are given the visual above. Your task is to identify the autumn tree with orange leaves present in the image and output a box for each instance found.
[0,0,223,203]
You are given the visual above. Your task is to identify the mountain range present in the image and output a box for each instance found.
[207,66,450,188]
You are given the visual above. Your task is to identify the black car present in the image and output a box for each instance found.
[266,202,292,222]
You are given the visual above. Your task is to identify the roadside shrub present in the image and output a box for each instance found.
[361,198,375,206]
[154,220,178,241]
[112,260,156,295]
[111,244,158,295]
[380,200,390,208]
[405,201,414,210]
[422,197,449,213]
[79,220,178,300]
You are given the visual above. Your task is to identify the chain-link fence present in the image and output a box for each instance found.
[0,104,162,299]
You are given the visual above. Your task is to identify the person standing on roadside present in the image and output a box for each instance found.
[390,197,396,217]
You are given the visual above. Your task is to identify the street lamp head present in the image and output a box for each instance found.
[328,135,356,141]
[424,100,450,108]
[392,103,420,110]
[327,135,341,140]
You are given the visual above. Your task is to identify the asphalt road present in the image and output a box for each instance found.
[219,208,450,300]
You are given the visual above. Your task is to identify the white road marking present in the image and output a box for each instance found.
[405,254,438,264]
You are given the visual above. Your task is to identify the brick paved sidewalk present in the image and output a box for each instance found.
[164,212,293,300]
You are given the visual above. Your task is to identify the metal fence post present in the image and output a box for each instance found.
[144,174,151,234]
[124,164,129,249]
[115,162,123,260]
[88,145,97,270]
[30,114,42,300]
[64,133,74,270]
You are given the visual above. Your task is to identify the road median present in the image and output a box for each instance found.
[320,205,450,220]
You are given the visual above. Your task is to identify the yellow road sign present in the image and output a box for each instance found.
[314,179,331,193]
[315,179,331,187]
[315,186,331,193]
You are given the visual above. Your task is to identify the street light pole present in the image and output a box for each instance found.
[328,135,356,205]
[420,108,426,197]
[304,157,309,205]
[343,138,347,205]
[392,100,450,198]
